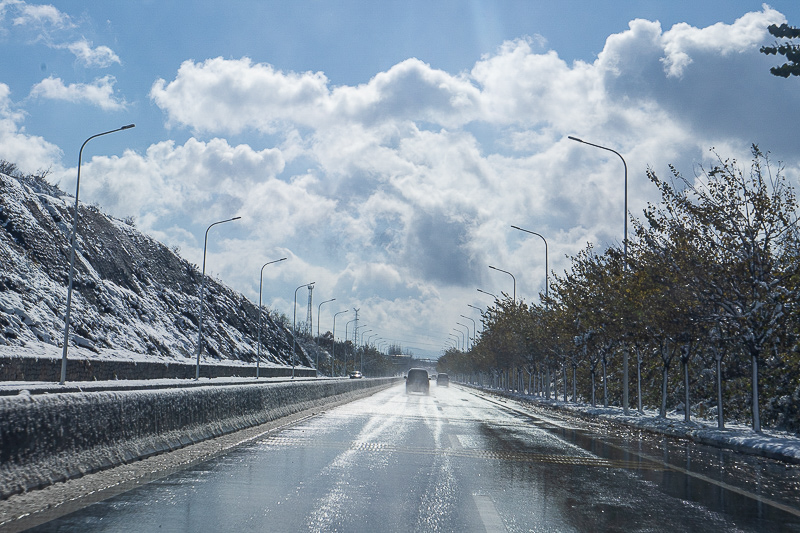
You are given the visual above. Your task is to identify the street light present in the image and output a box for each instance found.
[488,265,516,303]
[452,328,466,351]
[358,329,372,373]
[345,318,356,376]
[316,298,335,370]
[456,323,470,350]
[195,216,242,380]
[460,315,476,350]
[569,135,630,413]
[292,281,315,378]
[511,225,549,301]
[60,123,135,385]
[332,310,348,377]
[477,288,498,300]
[448,333,461,351]
[256,257,287,378]
[567,136,628,264]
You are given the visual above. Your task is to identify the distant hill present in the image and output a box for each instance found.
[0,162,311,368]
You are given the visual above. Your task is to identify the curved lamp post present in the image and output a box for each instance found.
[316,298,335,370]
[568,136,628,264]
[332,310,348,377]
[256,257,287,378]
[460,315,476,350]
[317,299,335,339]
[359,329,372,373]
[195,216,242,380]
[488,265,516,303]
[477,288,498,300]
[344,318,356,376]
[456,323,470,351]
[452,328,466,351]
[467,303,484,335]
[569,135,629,413]
[292,281,315,378]
[60,124,135,385]
[448,333,461,351]
[510,225,549,301]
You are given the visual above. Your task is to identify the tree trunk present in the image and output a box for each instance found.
[602,356,608,408]
[660,364,669,418]
[572,364,577,403]
[623,345,629,414]
[683,358,690,423]
[752,354,761,433]
[546,367,551,399]
[637,349,643,414]
[563,364,567,402]
[591,369,596,406]
[716,355,724,429]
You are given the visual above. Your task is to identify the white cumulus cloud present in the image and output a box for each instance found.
[29,75,126,110]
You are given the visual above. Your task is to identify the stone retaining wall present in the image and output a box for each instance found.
[0,377,398,498]
[0,355,315,382]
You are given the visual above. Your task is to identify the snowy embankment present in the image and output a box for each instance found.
[469,385,800,464]
[0,377,399,499]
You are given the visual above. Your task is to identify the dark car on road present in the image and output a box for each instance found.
[405,368,430,395]
[436,373,449,387]
[349,371,363,379]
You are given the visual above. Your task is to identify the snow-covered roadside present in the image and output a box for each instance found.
[470,386,800,465]
[0,343,276,367]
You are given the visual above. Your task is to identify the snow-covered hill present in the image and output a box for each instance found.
[0,167,310,369]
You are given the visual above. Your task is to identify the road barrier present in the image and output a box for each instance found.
[0,377,399,499]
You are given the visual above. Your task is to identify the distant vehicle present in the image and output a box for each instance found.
[436,373,449,387]
[405,368,430,395]
[349,371,363,379]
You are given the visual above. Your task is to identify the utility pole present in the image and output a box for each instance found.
[352,308,360,347]
[306,284,314,336]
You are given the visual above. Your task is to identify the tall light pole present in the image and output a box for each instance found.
[316,298,335,371]
[359,328,372,373]
[460,315,476,350]
[344,318,356,376]
[317,299,335,339]
[477,288,497,300]
[256,257,287,378]
[567,136,628,264]
[292,281,315,378]
[569,135,629,413]
[452,328,466,351]
[510,225,549,301]
[195,216,242,380]
[448,332,461,351]
[456,323,470,351]
[488,265,516,303]
[332,310,348,377]
[60,124,135,385]
[467,303,483,335]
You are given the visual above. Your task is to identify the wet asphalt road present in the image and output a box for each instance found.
[30,382,800,532]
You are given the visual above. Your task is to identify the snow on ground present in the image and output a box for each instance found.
[0,342,289,367]
[475,386,800,464]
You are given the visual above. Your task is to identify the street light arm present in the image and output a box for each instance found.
[61,124,136,385]
[568,135,628,262]
[488,265,516,303]
[510,225,549,301]
[257,256,287,378]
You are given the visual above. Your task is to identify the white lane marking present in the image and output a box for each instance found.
[472,494,507,532]
[449,434,463,449]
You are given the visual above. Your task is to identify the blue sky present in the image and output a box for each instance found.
[2,1,800,358]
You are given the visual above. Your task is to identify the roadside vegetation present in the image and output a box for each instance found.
[439,146,800,434]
